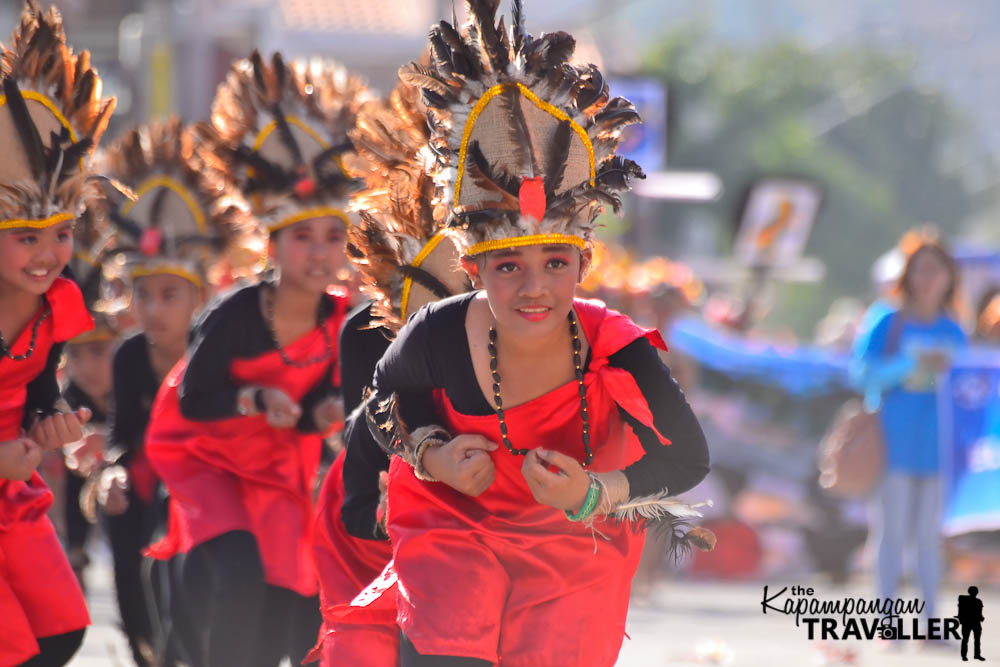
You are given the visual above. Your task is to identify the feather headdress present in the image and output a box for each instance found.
[100,116,253,292]
[202,51,372,234]
[346,80,471,331]
[0,0,115,230]
[401,0,645,256]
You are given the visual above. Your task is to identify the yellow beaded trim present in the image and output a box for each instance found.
[465,233,586,257]
[251,115,350,180]
[266,206,351,233]
[400,231,447,319]
[69,329,117,344]
[0,90,85,173]
[130,264,202,289]
[122,175,207,234]
[454,82,596,208]
[0,211,74,230]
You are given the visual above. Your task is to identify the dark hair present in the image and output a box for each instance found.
[892,236,960,314]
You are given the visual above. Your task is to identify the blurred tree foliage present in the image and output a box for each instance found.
[638,26,987,337]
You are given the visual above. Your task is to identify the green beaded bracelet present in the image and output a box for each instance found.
[565,474,601,522]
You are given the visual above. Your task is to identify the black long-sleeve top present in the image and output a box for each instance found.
[343,292,710,540]
[340,303,394,540]
[62,380,109,426]
[106,332,161,465]
[177,282,340,434]
[21,343,65,431]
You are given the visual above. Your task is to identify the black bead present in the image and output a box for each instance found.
[582,433,591,445]
[490,357,497,371]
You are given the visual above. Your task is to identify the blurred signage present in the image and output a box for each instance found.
[940,351,1000,536]
[150,43,174,117]
[734,178,823,268]
[608,77,666,172]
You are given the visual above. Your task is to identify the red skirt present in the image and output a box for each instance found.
[309,452,393,664]
[146,299,344,597]
[328,300,667,666]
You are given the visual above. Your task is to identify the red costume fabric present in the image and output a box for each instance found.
[0,278,92,666]
[309,452,394,665]
[145,291,347,597]
[328,299,669,666]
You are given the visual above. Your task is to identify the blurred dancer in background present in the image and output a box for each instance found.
[95,117,244,666]
[144,52,367,666]
[310,78,471,664]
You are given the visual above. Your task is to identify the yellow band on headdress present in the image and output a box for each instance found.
[0,91,85,174]
[267,207,351,233]
[465,233,586,257]
[69,329,117,345]
[400,231,447,320]
[251,115,351,180]
[454,82,596,208]
[123,175,207,234]
[0,211,75,230]
[130,264,203,289]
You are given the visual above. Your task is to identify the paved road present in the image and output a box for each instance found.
[72,547,995,666]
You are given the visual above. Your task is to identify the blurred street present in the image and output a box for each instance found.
[72,541,998,666]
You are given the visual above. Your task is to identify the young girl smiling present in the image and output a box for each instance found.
[0,2,115,664]
[328,3,712,665]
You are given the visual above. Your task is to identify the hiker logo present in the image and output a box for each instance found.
[957,586,985,662]
[759,584,980,648]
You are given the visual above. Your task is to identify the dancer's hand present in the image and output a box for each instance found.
[422,434,498,496]
[98,465,130,516]
[312,396,345,433]
[521,448,590,512]
[260,388,302,429]
[0,438,43,481]
[64,428,106,476]
[29,408,91,451]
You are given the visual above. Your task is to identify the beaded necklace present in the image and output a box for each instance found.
[487,310,593,466]
[0,297,50,362]
[262,285,333,368]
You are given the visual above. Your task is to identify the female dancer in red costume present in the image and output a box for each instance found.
[0,3,116,664]
[310,80,471,665]
[328,3,714,665]
[144,52,368,667]
[94,117,247,666]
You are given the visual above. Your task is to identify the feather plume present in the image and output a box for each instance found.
[204,49,370,224]
[345,79,469,332]
[387,0,646,251]
[502,85,538,177]
[511,0,528,55]
[100,117,254,286]
[615,494,716,564]
[544,119,571,198]
[0,1,116,223]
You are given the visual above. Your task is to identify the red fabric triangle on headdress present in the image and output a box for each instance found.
[518,177,546,223]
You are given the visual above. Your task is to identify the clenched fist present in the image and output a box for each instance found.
[422,434,499,496]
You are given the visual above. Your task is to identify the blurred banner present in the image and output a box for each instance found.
[607,77,667,172]
[734,177,823,268]
[940,349,1000,536]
